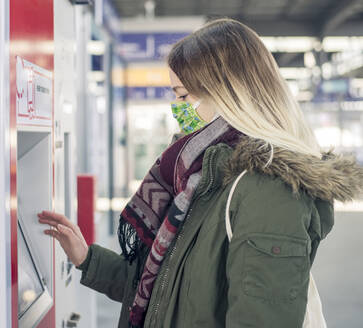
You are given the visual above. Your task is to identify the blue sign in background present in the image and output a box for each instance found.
[114,86,174,100]
[118,33,189,61]
[313,78,363,103]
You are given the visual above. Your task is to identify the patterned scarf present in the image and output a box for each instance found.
[118,116,243,327]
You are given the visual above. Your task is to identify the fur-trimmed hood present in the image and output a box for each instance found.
[222,137,363,203]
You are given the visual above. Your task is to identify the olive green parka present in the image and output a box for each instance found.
[76,136,363,328]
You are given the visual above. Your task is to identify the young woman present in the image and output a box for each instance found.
[38,18,363,328]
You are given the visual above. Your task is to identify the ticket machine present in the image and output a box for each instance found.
[1,0,97,327]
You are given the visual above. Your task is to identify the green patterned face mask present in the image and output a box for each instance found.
[171,100,208,134]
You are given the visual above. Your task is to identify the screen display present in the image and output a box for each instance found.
[17,223,44,318]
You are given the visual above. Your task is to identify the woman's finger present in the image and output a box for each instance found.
[57,224,75,240]
[38,218,58,228]
[37,211,75,231]
[37,212,60,225]
[38,210,65,223]
[44,229,60,240]
[72,224,86,241]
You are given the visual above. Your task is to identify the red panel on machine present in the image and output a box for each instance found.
[77,175,96,245]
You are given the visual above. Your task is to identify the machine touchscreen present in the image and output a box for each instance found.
[17,204,52,326]
[17,222,44,317]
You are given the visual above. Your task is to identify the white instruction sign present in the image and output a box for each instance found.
[16,56,53,127]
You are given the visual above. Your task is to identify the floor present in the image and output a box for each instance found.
[311,211,363,328]
[95,213,122,327]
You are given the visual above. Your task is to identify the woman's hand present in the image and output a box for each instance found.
[38,210,89,267]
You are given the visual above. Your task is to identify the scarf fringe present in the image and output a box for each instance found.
[118,213,140,265]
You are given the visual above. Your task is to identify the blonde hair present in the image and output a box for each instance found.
[168,18,322,160]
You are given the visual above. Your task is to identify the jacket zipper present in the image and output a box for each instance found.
[149,148,218,327]
[150,204,195,327]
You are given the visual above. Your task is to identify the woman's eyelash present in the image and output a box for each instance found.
[179,94,188,100]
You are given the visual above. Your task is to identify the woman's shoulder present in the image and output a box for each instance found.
[227,171,313,238]
[231,170,311,210]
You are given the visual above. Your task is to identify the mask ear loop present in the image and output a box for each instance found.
[192,99,202,110]
[192,99,206,122]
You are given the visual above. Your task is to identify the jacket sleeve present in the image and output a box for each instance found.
[225,179,311,327]
[75,243,129,303]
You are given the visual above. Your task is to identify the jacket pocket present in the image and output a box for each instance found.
[241,233,310,304]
